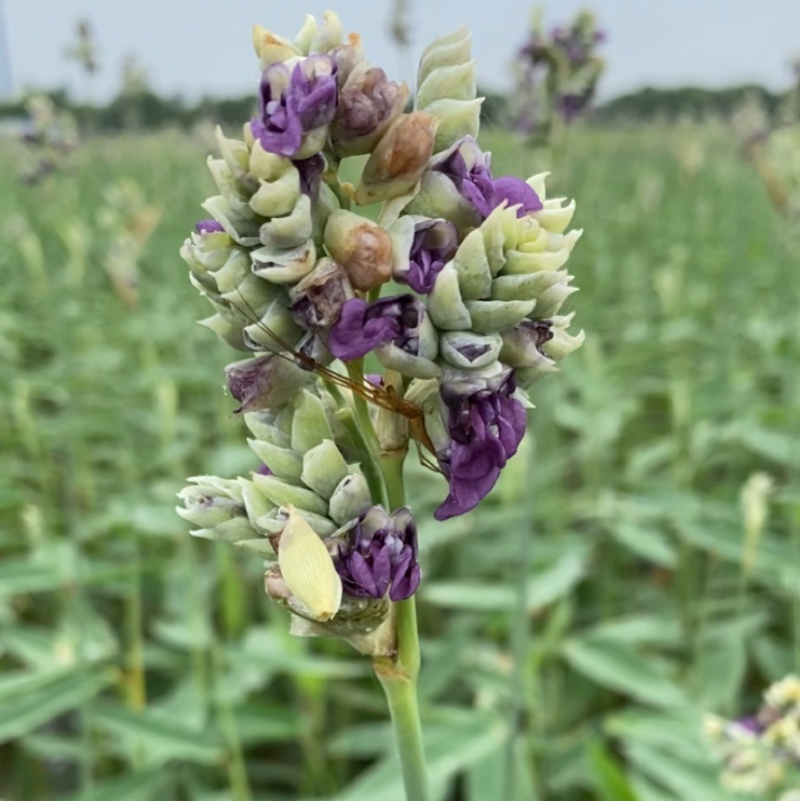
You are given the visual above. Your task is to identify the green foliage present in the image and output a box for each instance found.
[0,121,798,799]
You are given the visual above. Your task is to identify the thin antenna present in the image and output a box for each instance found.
[0,0,13,99]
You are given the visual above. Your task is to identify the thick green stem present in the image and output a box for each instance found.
[376,648,429,801]
[372,453,430,801]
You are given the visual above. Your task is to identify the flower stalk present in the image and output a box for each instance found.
[372,452,430,801]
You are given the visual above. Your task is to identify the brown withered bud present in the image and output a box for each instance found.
[353,112,437,206]
[289,257,354,332]
[323,210,394,291]
[225,354,310,413]
[330,64,410,157]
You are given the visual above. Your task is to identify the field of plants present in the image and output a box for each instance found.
[1,119,798,800]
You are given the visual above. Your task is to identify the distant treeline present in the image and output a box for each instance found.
[0,83,786,132]
[596,84,783,121]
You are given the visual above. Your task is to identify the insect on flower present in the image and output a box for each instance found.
[229,291,442,472]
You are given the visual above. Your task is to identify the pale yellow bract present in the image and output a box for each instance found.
[278,505,343,621]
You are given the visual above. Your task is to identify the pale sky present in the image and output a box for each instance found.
[1,0,799,102]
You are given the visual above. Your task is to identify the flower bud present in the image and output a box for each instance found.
[277,505,342,622]
[416,59,476,110]
[328,473,372,525]
[329,33,365,87]
[324,210,393,291]
[490,271,566,302]
[177,477,245,529]
[290,389,335,453]
[225,353,310,413]
[451,227,493,299]
[252,25,302,68]
[417,25,472,87]
[423,98,483,153]
[331,64,409,157]
[214,125,250,181]
[289,258,354,333]
[440,331,502,370]
[426,263,473,330]
[309,10,343,54]
[253,472,329,516]
[260,506,339,537]
[293,14,318,55]
[249,169,302,218]
[499,320,556,369]
[244,409,291,445]
[353,112,438,205]
[259,195,313,248]
[534,278,578,318]
[463,299,536,333]
[240,478,275,532]
[248,140,293,182]
[198,312,248,351]
[201,196,261,245]
[242,295,304,351]
[251,240,317,285]
[301,439,350,498]
[540,314,585,361]
[247,438,303,482]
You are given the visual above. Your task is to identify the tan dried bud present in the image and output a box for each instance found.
[354,112,438,205]
[323,210,393,291]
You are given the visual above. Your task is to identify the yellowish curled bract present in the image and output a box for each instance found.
[277,505,342,621]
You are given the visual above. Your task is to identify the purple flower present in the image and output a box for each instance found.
[334,506,420,601]
[257,463,272,476]
[434,370,527,521]
[735,716,763,734]
[196,219,224,234]
[251,56,338,158]
[327,295,425,362]
[294,154,325,198]
[557,92,590,123]
[398,219,458,295]
[433,137,543,220]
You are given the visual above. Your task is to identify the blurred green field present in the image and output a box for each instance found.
[1,122,798,800]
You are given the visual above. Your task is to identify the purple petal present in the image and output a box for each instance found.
[491,176,543,216]
[196,220,224,234]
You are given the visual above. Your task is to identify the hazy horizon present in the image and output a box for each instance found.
[1,0,798,103]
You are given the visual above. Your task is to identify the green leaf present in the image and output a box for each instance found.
[423,546,588,612]
[54,769,169,801]
[608,522,677,568]
[0,667,111,743]
[563,637,688,708]
[90,705,223,765]
[587,739,640,801]
[625,745,744,801]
